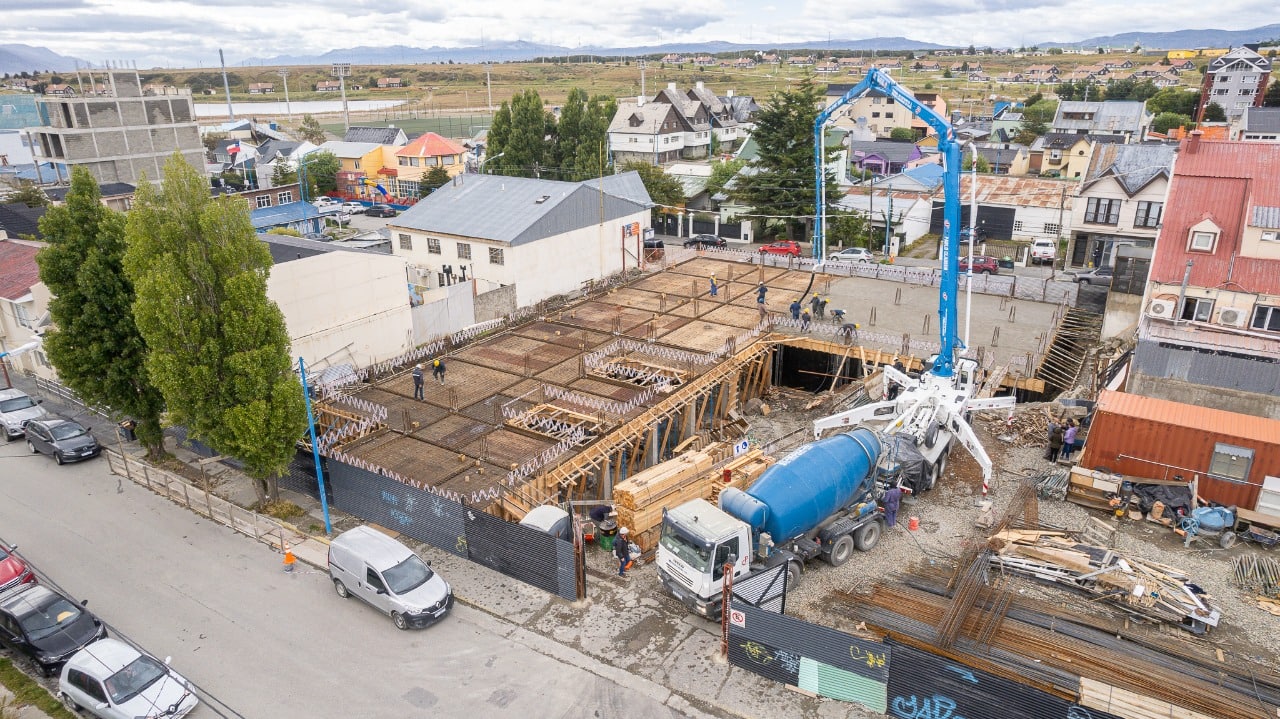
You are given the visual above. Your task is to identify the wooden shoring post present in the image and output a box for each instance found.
[658,412,676,461]
[612,450,624,486]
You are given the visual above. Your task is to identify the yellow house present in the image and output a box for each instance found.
[1029,134,1119,180]
[317,141,394,198]
[392,132,468,196]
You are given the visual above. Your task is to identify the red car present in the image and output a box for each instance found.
[958,255,1000,275]
[759,240,802,257]
[0,544,35,593]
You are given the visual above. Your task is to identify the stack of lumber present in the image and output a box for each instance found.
[1066,466,1121,511]
[709,449,775,504]
[988,529,1222,632]
[614,443,728,553]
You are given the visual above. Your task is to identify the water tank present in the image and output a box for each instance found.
[720,428,879,542]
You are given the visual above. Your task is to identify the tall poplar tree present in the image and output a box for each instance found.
[36,168,166,457]
[124,154,306,502]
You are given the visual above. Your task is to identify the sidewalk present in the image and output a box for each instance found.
[14,374,874,719]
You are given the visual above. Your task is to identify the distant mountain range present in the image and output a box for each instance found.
[0,44,82,74]
[1042,24,1280,50]
[5,24,1277,75]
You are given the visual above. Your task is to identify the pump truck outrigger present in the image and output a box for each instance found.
[656,69,1015,619]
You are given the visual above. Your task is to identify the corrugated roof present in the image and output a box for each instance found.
[1083,143,1176,195]
[0,203,45,241]
[343,126,406,145]
[951,175,1075,210]
[0,239,40,300]
[1096,390,1280,447]
[848,140,919,164]
[1241,108,1280,134]
[1150,140,1280,291]
[396,132,465,159]
[1254,206,1280,229]
[317,141,382,158]
[390,172,651,246]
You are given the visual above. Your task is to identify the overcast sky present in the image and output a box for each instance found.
[3,0,1276,69]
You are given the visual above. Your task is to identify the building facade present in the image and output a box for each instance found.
[1196,44,1271,123]
[1068,143,1175,268]
[29,69,204,186]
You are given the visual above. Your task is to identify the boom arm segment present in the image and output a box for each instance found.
[813,68,962,377]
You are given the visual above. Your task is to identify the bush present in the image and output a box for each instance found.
[261,500,306,520]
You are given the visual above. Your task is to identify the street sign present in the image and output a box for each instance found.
[733,439,750,456]
[729,609,746,628]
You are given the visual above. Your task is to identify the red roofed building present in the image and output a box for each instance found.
[1129,136,1280,418]
[393,132,468,196]
[0,239,55,379]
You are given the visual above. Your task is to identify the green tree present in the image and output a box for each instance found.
[301,151,340,195]
[826,209,872,249]
[1146,87,1200,116]
[1014,99,1057,143]
[419,165,450,196]
[621,161,684,208]
[732,74,837,241]
[1202,102,1227,122]
[486,100,513,172]
[297,114,326,144]
[889,127,915,142]
[569,94,617,180]
[35,168,166,457]
[270,162,298,188]
[706,158,745,198]
[486,90,554,178]
[6,180,48,207]
[201,132,227,158]
[961,154,991,172]
[1264,80,1280,107]
[943,69,953,79]
[123,155,307,503]
[1152,112,1195,134]
[553,88,587,179]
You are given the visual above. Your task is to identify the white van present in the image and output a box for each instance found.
[1030,239,1057,265]
[327,526,453,630]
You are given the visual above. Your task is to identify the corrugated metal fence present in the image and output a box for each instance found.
[728,605,1123,719]
[326,458,581,601]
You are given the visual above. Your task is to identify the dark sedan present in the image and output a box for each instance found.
[683,234,726,249]
[365,204,399,218]
[0,584,107,676]
[25,418,100,464]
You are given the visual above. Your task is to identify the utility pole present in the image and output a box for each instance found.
[332,62,351,131]
[485,61,493,111]
[640,60,647,99]
[278,68,292,120]
[219,49,235,121]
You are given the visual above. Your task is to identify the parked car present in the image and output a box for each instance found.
[958,255,1000,275]
[759,240,802,257]
[1072,266,1114,286]
[365,204,398,218]
[643,238,665,249]
[340,201,366,214]
[313,196,341,207]
[827,247,875,263]
[1029,238,1057,265]
[0,389,48,441]
[683,234,726,249]
[24,418,101,464]
[59,638,199,719]
[328,526,453,630]
[0,584,106,676]
[0,544,36,594]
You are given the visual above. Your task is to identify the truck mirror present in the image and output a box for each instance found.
[727,554,738,565]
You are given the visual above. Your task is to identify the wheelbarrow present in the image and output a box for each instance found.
[1238,524,1280,549]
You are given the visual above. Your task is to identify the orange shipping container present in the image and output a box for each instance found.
[1078,390,1280,511]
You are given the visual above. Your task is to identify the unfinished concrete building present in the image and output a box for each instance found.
[314,253,1080,524]
[29,67,204,186]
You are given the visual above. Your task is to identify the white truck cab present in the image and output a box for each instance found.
[656,499,754,618]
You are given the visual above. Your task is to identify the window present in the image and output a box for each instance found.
[1043,223,1060,235]
[1252,305,1280,332]
[398,157,410,166]
[1084,198,1120,225]
[1134,201,1162,228]
[488,247,504,265]
[1180,296,1214,322]
[712,537,740,581]
[885,112,894,119]
[457,242,471,260]
[1189,230,1216,252]
[871,111,881,118]
[1209,443,1253,482]
[443,155,455,165]
[1013,220,1024,232]
[398,233,413,251]
[276,191,292,204]
[1214,88,1230,95]
[256,195,271,209]
[1262,230,1279,242]
[67,669,108,704]
[396,179,419,197]
[366,567,387,593]
[353,160,361,170]
[427,238,441,254]
[1243,75,1257,83]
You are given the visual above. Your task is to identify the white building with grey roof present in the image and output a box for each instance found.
[387,172,653,307]
[1050,100,1152,143]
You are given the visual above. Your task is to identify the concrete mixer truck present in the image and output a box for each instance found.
[656,428,884,619]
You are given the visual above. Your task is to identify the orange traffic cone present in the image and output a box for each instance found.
[283,543,297,573]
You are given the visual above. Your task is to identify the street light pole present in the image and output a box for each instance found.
[278,69,292,120]
[332,63,351,132]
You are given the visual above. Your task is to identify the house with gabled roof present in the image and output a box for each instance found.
[787,55,814,66]
[1051,100,1152,142]
[647,82,713,159]
[393,132,467,196]
[344,126,408,146]
[660,54,685,64]
[1197,44,1271,122]
[248,83,275,94]
[1127,137,1280,422]
[847,139,922,175]
[815,61,840,75]
[387,172,653,306]
[693,56,716,67]
[0,236,55,379]
[686,81,740,152]
[315,80,342,92]
[1232,107,1280,142]
[608,98,686,166]
[376,77,403,88]
[732,57,756,69]
[1029,132,1124,179]
[1068,142,1175,269]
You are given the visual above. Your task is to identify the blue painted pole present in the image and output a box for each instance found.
[298,356,332,535]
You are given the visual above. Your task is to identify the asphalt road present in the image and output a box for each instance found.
[0,444,683,718]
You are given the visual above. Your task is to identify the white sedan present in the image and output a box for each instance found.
[827,247,875,263]
[58,638,199,719]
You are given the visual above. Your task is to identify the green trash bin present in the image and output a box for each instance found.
[599,534,615,552]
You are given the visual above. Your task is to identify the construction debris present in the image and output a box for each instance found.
[1032,467,1070,500]
[988,529,1222,632]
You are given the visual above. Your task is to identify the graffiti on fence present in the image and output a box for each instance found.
[889,694,967,719]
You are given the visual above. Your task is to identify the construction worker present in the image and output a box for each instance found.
[809,293,821,318]
[411,364,425,400]
[615,527,633,577]
[800,307,812,332]
[789,299,802,320]
[432,358,447,385]
[709,275,718,297]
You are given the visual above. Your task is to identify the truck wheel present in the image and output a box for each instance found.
[826,535,855,567]
[923,422,940,449]
[854,521,882,551]
[925,463,940,491]
[785,561,802,590]
[937,451,948,479]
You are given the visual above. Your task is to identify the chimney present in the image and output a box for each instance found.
[727,89,734,98]
[696,81,704,90]
[637,96,644,107]
[668,82,677,91]
[1186,129,1203,153]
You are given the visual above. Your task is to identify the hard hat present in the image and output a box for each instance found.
[416,364,423,369]
[619,526,629,535]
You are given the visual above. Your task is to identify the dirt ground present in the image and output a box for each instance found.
[741,393,1280,669]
